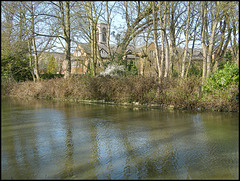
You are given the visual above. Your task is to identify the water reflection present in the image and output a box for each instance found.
[1,97,239,179]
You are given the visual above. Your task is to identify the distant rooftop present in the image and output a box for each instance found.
[98,20,108,25]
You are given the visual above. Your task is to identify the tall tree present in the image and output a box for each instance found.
[158,1,165,79]
[185,12,200,78]
[24,1,54,81]
[213,2,237,71]
[104,1,117,61]
[151,1,161,79]
[201,1,226,80]
[206,2,219,77]
[82,2,103,76]
[120,2,153,61]
[200,1,208,81]
[162,2,170,78]
[181,1,191,78]
[2,2,34,81]
[231,2,239,67]
[59,1,71,79]
[30,1,40,81]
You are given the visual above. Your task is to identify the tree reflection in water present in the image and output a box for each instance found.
[1,97,239,179]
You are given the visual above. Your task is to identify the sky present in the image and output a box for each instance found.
[52,1,127,53]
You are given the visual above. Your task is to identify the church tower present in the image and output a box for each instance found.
[96,20,108,44]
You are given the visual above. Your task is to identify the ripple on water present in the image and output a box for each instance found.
[1,98,239,179]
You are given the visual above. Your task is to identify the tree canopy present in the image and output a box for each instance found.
[1,1,239,81]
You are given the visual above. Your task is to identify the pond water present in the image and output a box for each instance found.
[1,97,239,179]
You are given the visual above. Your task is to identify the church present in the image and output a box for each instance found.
[38,19,204,77]
[59,20,159,76]
[61,20,204,77]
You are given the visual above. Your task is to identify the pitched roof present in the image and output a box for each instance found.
[78,43,91,54]
[75,41,204,61]
[98,20,108,25]
[39,52,65,62]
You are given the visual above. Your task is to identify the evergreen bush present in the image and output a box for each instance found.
[202,62,239,93]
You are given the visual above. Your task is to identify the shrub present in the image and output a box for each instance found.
[47,54,58,74]
[126,60,138,76]
[188,64,202,77]
[200,62,239,111]
[163,77,201,109]
[2,74,238,112]
[1,54,33,82]
[40,73,64,79]
[202,62,239,93]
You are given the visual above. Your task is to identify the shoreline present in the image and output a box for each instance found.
[2,76,238,112]
[4,95,237,113]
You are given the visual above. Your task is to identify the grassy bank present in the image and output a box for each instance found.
[1,75,239,112]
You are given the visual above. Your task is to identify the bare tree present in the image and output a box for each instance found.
[162,2,170,78]
[29,2,41,80]
[200,1,208,81]
[231,2,239,66]
[104,1,117,61]
[1,1,54,81]
[80,2,104,76]
[27,2,55,81]
[120,2,153,60]
[151,1,161,79]
[185,13,200,78]
[201,1,226,81]
[181,1,191,78]
[213,2,237,71]
[58,1,71,78]
[158,1,165,79]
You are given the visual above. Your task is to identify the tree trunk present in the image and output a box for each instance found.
[232,19,239,67]
[59,2,71,79]
[30,2,40,81]
[158,1,165,78]
[32,38,40,80]
[152,1,161,79]
[163,2,169,78]
[166,2,176,78]
[206,20,217,77]
[185,17,198,78]
[181,1,190,78]
[18,2,23,42]
[120,2,153,61]
[213,15,231,73]
[106,1,112,60]
[201,1,207,82]
[90,22,96,76]
[27,40,36,82]
[64,2,71,79]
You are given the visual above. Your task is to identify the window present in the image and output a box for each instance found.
[102,27,106,43]
[72,61,77,68]
[96,29,99,42]
[150,61,152,67]
[77,50,81,56]
[150,50,154,58]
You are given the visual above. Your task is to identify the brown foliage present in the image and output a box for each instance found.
[2,75,238,112]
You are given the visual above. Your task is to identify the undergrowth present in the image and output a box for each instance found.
[2,75,239,112]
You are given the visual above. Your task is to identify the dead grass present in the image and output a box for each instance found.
[2,75,238,112]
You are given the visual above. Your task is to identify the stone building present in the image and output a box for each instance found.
[71,19,162,76]
[51,20,205,76]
